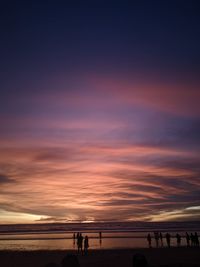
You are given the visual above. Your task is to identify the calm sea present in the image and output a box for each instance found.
[0,221,199,250]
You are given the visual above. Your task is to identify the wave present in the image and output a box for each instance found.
[0,221,200,235]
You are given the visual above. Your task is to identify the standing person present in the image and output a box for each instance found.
[191,233,194,246]
[76,232,80,250]
[186,232,190,247]
[73,233,76,248]
[166,233,171,248]
[147,233,152,248]
[194,232,199,247]
[176,233,181,247]
[78,233,83,254]
[159,232,163,247]
[76,232,80,240]
[154,232,159,247]
[99,231,102,247]
[84,235,89,255]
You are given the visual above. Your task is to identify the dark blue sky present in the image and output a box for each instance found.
[1,1,200,81]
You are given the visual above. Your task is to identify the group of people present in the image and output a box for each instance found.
[186,232,199,247]
[147,231,199,248]
[73,232,89,254]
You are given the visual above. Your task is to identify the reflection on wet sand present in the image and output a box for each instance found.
[0,231,197,251]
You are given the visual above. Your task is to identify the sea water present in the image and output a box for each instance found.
[0,221,199,250]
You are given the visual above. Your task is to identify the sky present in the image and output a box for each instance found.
[0,1,200,224]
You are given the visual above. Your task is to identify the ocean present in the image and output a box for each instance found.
[0,221,199,250]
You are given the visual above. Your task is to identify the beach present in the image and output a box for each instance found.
[0,247,200,267]
[0,222,199,266]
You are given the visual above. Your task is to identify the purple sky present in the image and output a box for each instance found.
[0,1,200,223]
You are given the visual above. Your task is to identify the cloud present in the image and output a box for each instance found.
[0,74,200,223]
[147,206,200,222]
[0,143,200,223]
[0,174,14,184]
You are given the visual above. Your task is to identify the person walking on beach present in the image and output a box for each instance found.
[159,232,163,247]
[84,235,89,255]
[186,232,190,247]
[147,233,152,248]
[176,233,181,247]
[166,233,171,248]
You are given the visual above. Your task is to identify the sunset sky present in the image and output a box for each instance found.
[0,1,200,224]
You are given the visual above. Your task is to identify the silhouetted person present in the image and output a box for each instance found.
[73,233,76,247]
[132,253,148,267]
[186,232,190,247]
[147,234,152,248]
[159,232,163,247]
[166,233,171,248]
[61,254,80,267]
[191,233,194,246]
[99,237,102,247]
[84,235,89,255]
[194,232,199,247]
[76,232,80,249]
[176,233,181,247]
[77,233,83,254]
[76,232,80,241]
[154,232,159,247]
[99,231,102,239]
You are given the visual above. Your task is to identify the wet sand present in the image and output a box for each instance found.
[0,247,200,267]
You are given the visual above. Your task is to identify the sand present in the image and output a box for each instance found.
[0,247,200,267]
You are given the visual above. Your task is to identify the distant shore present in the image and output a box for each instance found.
[1,247,200,267]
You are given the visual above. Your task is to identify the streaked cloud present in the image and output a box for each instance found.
[0,74,200,223]
[0,139,200,223]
